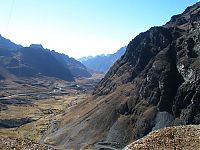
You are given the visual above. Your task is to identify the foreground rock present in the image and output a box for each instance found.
[124,125,200,150]
[0,137,56,150]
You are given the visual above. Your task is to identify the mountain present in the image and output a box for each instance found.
[29,44,44,49]
[0,34,22,50]
[51,51,92,78]
[19,47,74,81]
[0,36,91,81]
[0,46,74,81]
[79,46,126,73]
[44,2,200,149]
[0,47,19,80]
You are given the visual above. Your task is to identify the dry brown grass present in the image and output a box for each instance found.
[0,94,87,142]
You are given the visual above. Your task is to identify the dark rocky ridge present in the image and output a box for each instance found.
[6,47,74,81]
[0,44,74,81]
[44,2,200,149]
[93,1,200,142]
[0,39,92,81]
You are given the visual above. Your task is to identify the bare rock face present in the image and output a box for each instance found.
[93,1,200,141]
[152,112,174,131]
[44,2,200,149]
[92,1,200,146]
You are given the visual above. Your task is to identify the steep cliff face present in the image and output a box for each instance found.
[93,1,200,139]
[44,2,200,149]
[93,1,200,141]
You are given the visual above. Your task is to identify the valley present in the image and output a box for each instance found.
[0,1,200,150]
[0,74,103,149]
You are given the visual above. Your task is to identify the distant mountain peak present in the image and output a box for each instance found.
[29,44,44,49]
[79,46,127,73]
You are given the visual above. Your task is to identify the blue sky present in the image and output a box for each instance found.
[0,0,199,58]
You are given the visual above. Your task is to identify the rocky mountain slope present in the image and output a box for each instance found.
[0,46,74,81]
[79,46,126,73]
[44,2,200,149]
[0,37,91,81]
[51,50,92,78]
[19,47,74,81]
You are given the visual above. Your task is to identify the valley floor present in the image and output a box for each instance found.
[0,74,103,149]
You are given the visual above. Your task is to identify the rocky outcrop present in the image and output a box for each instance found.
[152,111,174,131]
[92,2,200,143]
[124,125,200,150]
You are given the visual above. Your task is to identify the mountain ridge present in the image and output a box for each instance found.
[79,46,126,73]
[0,34,22,50]
[0,36,91,81]
[51,50,92,78]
